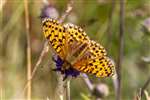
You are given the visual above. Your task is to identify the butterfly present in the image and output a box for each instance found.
[42,18,114,80]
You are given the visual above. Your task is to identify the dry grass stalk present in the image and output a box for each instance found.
[24,0,31,99]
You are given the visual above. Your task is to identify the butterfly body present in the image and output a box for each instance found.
[42,18,115,80]
[52,42,89,79]
[53,55,80,80]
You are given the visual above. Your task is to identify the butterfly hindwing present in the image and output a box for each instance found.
[84,56,114,77]
[73,41,114,77]
[73,56,114,77]
[88,40,107,58]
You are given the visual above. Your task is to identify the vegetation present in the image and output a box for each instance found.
[0,0,150,100]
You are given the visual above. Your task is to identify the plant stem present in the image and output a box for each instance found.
[21,41,49,96]
[24,0,31,99]
[66,80,70,100]
[116,0,125,100]
[81,73,93,91]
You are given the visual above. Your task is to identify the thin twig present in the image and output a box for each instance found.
[116,0,125,100]
[21,41,49,95]
[58,0,74,23]
[140,75,150,98]
[24,0,32,99]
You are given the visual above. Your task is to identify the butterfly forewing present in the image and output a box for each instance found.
[42,18,68,60]
[63,23,90,62]
[42,19,90,61]
[64,23,90,43]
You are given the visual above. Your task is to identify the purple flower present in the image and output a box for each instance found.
[52,55,80,80]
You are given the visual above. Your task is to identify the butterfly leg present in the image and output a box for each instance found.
[52,68,65,74]
[52,57,55,62]
[63,75,68,81]
[52,56,57,62]
[52,68,59,71]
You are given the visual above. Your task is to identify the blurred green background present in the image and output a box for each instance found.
[0,0,150,100]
